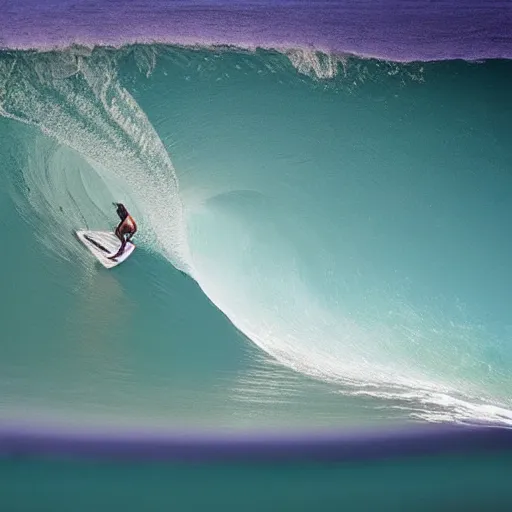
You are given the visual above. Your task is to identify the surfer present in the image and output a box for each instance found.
[109,203,137,260]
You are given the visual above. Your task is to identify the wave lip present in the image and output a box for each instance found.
[3,1,512,62]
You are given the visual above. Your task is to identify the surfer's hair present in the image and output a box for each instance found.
[115,203,129,220]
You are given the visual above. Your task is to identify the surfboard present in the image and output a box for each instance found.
[76,230,136,269]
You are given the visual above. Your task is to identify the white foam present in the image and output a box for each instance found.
[186,197,512,427]
[285,48,342,79]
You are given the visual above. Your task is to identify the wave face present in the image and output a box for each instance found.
[1,45,512,428]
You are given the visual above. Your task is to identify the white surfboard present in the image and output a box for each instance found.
[76,230,136,269]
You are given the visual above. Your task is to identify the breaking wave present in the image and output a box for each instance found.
[1,44,511,427]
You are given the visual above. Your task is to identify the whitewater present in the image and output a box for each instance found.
[1,43,512,429]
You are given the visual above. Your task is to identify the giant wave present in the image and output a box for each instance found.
[1,44,512,427]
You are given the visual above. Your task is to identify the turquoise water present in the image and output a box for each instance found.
[1,46,512,429]
[2,451,511,511]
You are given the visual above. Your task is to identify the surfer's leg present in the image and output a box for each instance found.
[114,226,124,244]
[109,237,127,260]
[119,237,127,255]
[109,225,129,260]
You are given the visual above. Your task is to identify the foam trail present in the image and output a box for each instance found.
[195,262,512,427]
[186,190,512,427]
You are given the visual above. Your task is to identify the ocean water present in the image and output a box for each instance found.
[2,441,512,511]
[2,2,512,510]
[1,43,512,431]
[4,0,512,61]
